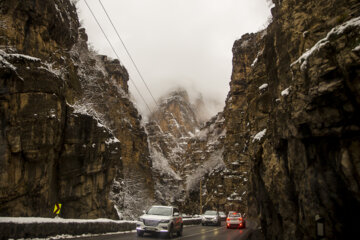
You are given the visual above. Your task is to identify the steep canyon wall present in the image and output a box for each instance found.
[0,0,154,219]
[226,0,360,239]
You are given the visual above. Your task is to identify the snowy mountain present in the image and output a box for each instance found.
[145,89,245,214]
[1,1,360,239]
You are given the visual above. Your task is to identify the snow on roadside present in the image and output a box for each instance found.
[34,230,137,240]
[0,217,135,224]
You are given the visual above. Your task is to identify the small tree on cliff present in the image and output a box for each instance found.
[110,169,152,220]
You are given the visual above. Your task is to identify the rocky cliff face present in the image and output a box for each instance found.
[0,0,154,219]
[145,88,244,215]
[146,89,199,205]
[2,2,359,237]
[224,0,360,239]
[181,112,227,214]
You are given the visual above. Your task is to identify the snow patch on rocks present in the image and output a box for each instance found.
[252,129,267,143]
[281,87,290,96]
[186,148,225,191]
[151,149,182,181]
[291,16,360,71]
[259,83,268,91]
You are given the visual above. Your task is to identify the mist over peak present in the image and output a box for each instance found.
[147,86,223,126]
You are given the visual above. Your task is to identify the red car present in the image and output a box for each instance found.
[226,212,246,229]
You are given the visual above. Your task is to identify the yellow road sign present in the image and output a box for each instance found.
[53,203,62,215]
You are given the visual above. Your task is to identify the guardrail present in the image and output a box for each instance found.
[182,217,202,225]
[0,217,202,239]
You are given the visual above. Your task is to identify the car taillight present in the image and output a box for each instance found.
[238,218,243,221]
[227,218,230,221]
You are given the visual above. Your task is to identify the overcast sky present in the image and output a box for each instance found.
[76,0,272,120]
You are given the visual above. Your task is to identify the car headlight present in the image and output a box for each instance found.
[160,219,170,223]
[138,218,144,223]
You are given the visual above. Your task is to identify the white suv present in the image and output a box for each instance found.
[201,210,221,226]
[137,205,183,238]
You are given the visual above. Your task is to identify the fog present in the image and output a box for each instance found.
[76,0,272,120]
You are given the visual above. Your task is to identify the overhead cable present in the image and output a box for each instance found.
[83,0,152,113]
[98,0,159,107]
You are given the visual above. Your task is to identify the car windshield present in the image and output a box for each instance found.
[147,207,172,216]
[219,212,225,215]
[204,210,217,216]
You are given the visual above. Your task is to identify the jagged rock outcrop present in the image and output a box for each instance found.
[181,113,227,214]
[146,89,199,205]
[145,87,248,214]
[145,89,228,212]
[149,89,199,140]
[0,0,154,219]
[70,25,155,219]
[219,30,267,217]
[224,0,360,239]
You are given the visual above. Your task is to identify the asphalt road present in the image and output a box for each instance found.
[66,222,253,240]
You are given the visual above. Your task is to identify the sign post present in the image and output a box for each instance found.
[199,179,202,214]
[315,214,325,239]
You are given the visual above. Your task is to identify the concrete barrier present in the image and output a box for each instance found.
[0,217,202,239]
[182,218,202,225]
[0,218,135,240]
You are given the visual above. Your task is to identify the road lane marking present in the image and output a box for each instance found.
[178,226,224,239]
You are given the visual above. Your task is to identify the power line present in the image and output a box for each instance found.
[98,0,159,107]
[83,0,152,113]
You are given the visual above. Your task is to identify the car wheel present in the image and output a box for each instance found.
[137,230,144,237]
[177,224,183,236]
